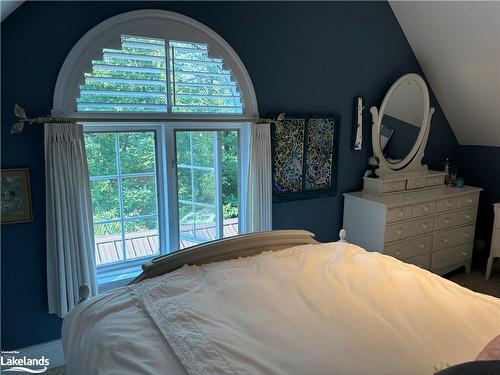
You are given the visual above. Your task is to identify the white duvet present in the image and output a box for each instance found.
[63,242,500,375]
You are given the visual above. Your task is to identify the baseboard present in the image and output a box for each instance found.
[16,339,64,369]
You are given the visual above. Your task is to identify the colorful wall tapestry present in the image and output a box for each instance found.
[272,115,339,202]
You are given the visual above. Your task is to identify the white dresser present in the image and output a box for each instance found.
[348,72,484,275]
[343,185,482,275]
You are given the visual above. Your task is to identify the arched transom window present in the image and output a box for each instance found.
[77,36,243,114]
[54,10,257,290]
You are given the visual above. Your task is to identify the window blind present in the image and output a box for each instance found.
[169,41,242,114]
[77,36,243,114]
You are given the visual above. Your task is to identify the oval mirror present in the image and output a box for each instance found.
[376,74,429,171]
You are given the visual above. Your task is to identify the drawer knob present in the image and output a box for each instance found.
[394,184,399,189]
[464,233,470,239]
[444,218,451,224]
[397,229,403,235]
[446,201,452,207]
[462,251,468,257]
[423,206,429,212]
[419,243,425,249]
[442,238,449,243]
[395,250,400,256]
[398,210,405,217]
[467,198,473,203]
[421,223,427,229]
[465,215,471,220]
[416,182,421,186]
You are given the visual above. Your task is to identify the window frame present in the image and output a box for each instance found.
[53,10,258,119]
[53,10,258,292]
[84,122,250,290]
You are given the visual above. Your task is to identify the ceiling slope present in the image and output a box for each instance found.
[390,1,500,147]
[1,1,24,22]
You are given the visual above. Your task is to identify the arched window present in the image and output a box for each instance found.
[54,10,258,290]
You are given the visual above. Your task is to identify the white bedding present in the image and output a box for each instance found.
[63,242,500,375]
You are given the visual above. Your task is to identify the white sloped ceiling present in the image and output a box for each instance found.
[390,1,500,147]
[1,1,24,22]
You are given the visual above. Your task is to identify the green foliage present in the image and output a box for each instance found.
[85,129,239,240]
[77,37,242,114]
[176,130,239,225]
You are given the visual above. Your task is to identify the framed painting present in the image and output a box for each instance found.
[1,168,33,224]
[272,114,340,202]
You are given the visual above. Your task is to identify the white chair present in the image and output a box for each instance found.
[486,203,500,280]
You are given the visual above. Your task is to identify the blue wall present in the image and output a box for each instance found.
[458,146,500,267]
[1,1,459,349]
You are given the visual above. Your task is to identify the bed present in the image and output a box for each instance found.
[62,230,500,374]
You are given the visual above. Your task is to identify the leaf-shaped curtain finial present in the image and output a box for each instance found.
[14,104,27,119]
[10,122,25,134]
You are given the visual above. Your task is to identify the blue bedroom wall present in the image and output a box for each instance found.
[458,145,500,267]
[1,1,459,349]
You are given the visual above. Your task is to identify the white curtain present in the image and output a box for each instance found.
[246,123,272,232]
[45,123,97,317]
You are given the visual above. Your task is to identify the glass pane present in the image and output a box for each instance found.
[221,130,239,237]
[78,35,167,113]
[178,202,194,230]
[90,179,119,222]
[177,167,192,201]
[124,218,159,260]
[169,41,243,114]
[84,133,117,176]
[193,169,215,204]
[192,131,215,167]
[122,176,158,218]
[175,131,192,165]
[176,130,221,250]
[85,129,161,271]
[179,204,216,249]
[119,132,156,174]
[93,222,123,265]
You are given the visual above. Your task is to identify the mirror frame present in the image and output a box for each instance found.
[372,73,430,171]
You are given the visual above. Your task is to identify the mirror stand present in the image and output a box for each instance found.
[370,106,435,176]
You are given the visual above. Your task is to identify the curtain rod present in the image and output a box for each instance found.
[10,105,284,134]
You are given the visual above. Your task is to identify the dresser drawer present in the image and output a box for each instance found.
[431,243,472,271]
[436,197,459,212]
[435,208,476,230]
[409,235,433,255]
[387,206,412,223]
[383,180,406,193]
[426,175,444,187]
[459,194,477,208]
[384,235,432,260]
[386,217,434,243]
[386,222,407,242]
[405,252,432,270]
[410,217,435,237]
[412,201,436,218]
[384,240,410,260]
[433,225,474,251]
[406,177,426,190]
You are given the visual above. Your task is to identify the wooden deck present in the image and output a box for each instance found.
[95,218,239,265]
